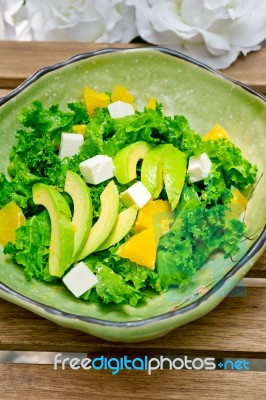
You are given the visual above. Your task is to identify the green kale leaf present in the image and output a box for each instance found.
[155,205,245,291]
[4,210,55,282]
[201,139,258,190]
[17,100,73,135]
[94,264,143,306]
[189,139,258,205]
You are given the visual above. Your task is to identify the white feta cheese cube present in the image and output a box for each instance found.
[59,133,84,159]
[79,155,114,185]
[187,153,212,183]
[62,262,98,298]
[108,100,135,119]
[121,181,152,208]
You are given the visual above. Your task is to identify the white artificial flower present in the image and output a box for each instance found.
[25,0,137,43]
[0,0,31,40]
[128,0,266,69]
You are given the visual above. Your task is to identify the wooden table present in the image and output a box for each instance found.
[0,42,265,400]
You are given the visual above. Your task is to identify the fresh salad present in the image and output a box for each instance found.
[0,85,258,306]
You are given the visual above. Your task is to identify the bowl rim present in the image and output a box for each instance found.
[0,46,265,327]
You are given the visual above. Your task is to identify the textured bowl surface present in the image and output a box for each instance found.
[0,48,265,342]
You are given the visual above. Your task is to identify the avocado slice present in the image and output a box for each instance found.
[163,146,187,210]
[64,171,93,261]
[96,205,138,251]
[141,144,172,198]
[113,141,153,184]
[76,180,119,260]
[32,183,74,277]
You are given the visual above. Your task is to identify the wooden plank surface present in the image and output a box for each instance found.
[0,41,143,89]
[247,252,266,277]
[1,365,265,400]
[1,287,265,357]
[0,41,265,93]
[220,48,266,93]
[0,88,10,97]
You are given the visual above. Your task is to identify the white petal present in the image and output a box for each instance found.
[15,19,32,41]
[0,2,5,39]
[131,0,266,69]
[201,30,231,55]
[25,0,136,42]
[4,0,24,19]
[229,5,266,47]
[184,42,244,69]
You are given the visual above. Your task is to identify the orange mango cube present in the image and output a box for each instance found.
[202,124,229,141]
[0,202,26,246]
[117,227,157,270]
[83,86,110,116]
[111,85,135,106]
[134,200,172,233]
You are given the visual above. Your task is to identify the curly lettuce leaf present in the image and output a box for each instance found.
[81,257,144,306]
[167,115,203,156]
[192,163,232,205]
[155,205,245,292]
[17,100,73,135]
[201,139,258,190]
[6,101,91,202]
[4,210,55,282]
[99,245,156,290]
[80,249,155,305]
[0,173,26,209]
[94,264,143,306]
[188,139,258,205]
[0,170,41,213]
[67,102,90,126]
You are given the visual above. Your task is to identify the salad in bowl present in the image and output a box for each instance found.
[0,48,265,342]
[0,83,258,306]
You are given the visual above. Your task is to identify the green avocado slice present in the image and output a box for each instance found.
[32,183,74,277]
[141,144,172,198]
[64,171,93,262]
[76,180,119,261]
[163,147,187,210]
[96,205,138,251]
[113,141,153,184]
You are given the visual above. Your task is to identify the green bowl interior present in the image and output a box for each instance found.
[0,49,265,322]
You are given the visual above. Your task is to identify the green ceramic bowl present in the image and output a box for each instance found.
[0,48,265,342]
